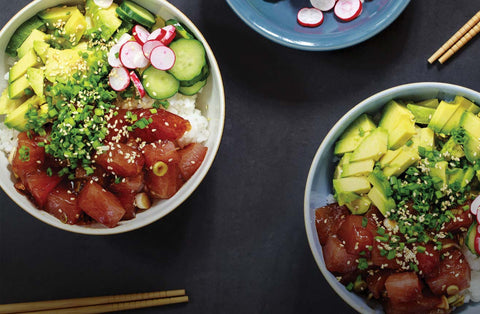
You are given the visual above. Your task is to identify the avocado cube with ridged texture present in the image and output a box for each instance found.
[341,159,375,177]
[429,161,448,190]
[4,95,43,131]
[16,29,48,59]
[379,101,416,149]
[460,111,480,138]
[379,149,402,169]
[442,97,480,134]
[334,114,376,155]
[33,40,50,64]
[382,147,420,178]
[9,49,41,83]
[38,6,78,27]
[346,196,371,215]
[8,75,31,99]
[388,118,416,150]
[407,104,436,125]
[428,101,457,134]
[64,9,87,45]
[350,128,388,162]
[333,177,371,195]
[367,186,396,216]
[411,127,435,151]
[333,153,351,179]
[27,68,44,97]
[463,133,480,163]
[0,88,25,114]
[335,191,360,206]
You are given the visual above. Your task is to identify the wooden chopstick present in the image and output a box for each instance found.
[0,289,187,314]
[428,10,480,64]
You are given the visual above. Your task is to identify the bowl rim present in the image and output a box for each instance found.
[0,0,225,235]
[226,0,411,51]
[303,82,480,312]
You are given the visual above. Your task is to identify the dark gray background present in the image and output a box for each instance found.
[1,0,479,313]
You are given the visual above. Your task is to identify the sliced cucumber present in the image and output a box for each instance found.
[168,39,206,82]
[142,66,179,100]
[179,79,206,96]
[466,221,479,255]
[165,19,194,39]
[115,6,135,24]
[180,64,209,87]
[6,16,45,57]
[119,1,155,28]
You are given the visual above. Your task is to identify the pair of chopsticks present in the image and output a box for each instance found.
[428,10,480,64]
[0,289,188,314]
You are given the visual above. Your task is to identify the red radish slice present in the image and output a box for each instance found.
[143,40,164,59]
[471,195,480,216]
[147,28,166,41]
[477,211,480,225]
[130,71,146,98]
[297,8,324,27]
[475,232,480,255]
[159,25,177,45]
[119,41,149,69]
[109,67,130,91]
[311,0,336,11]
[108,44,122,68]
[117,33,133,46]
[334,0,362,22]
[132,25,150,45]
[94,0,113,8]
[150,46,176,71]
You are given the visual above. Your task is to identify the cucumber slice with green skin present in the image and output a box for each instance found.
[466,221,479,256]
[165,19,194,39]
[179,79,206,96]
[180,64,209,87]
[6,16,45,57]
[168,38,206,81]
[115,6,136,24]
[120,1,155,28]
[142,66,179,100]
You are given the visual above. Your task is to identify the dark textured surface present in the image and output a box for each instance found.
[1,1,480,313]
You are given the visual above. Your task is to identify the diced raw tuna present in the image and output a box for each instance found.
[322,236,358,274]
[130,109,191,142]
[178,143,207,180]
[385,272,422,304]
[315,203,349,246]
[95,142,144,177]
[23,169,62,208]
[45,182,83,225]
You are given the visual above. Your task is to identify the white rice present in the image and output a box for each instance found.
[462,247,480,303]
[0,120,18,155]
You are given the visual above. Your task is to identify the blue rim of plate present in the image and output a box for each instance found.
[226,0,411,51]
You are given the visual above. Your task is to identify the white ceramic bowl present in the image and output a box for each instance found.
[304,82,480,313]
[0,0,225,235]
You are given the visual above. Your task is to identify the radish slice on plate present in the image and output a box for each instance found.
[94,0,113,9]
[148,28,166,41]
[143,40,164,59]
[471,195,480,216]
[109,67,130,91]
[130,71,146,98]
[119,41,149,69]
[150,46,176,71]
[132,25,150,45]
[311,0,336,11]
[334,0,362,22]
[297,8,324,27]
[159,25,177,45]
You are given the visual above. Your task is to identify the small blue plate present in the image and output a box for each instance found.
[226,0,410,51]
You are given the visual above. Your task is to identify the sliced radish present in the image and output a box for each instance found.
[132,25,150,45]
[475,232,480,255]
[117,33,133,46]
[477,211,480,225]
[311,0,336,11]
[130,71,146,98]
[94,0,113,9]
[142,40,164,59]
[334,0,362,22]
[297,8,324,27]
[109,67,130,91]
[159,25,177,45]
[119,41,149,69]
[108,44,122,68]
[471,195,480,216]
[150,46,176,71]
[147,28,166,41]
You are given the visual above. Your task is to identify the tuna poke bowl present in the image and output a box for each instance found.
[305,83,480,313]
[0,0,225,234]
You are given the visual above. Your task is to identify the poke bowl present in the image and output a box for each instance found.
[305,82,480,313]
[226,0,411,51]
[0,0,225,235]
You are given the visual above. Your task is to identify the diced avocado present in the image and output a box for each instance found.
[379,100,414,129]
[428,100,457,134]
[367,170,392,195]
[64,9,87,45]
[333,153,351,179]
[460,111,480,138]
[341,159,375,177]
[466,222,479,256]
[442,97,480,134]
[463,167,475,188]
[379,149,401,168]
[336,191,360,206]
[379,100,416,149]
[383,147,420,178]
[429,161,448,190]
[333,177,371,194]
[6,16,45,57]
[0,88,25,115]
[45,48,86,83]
[367,186,396,216]
[4,95,42,131]
[463,132,480,163]
[8,75,31,99]
[447,168,465,187]
[38,5,78,27]
[27,68,44,97]
[16,29,48,59]
[346,196,371,215]
[453,95,480,114]
[350,127,388,162]
[407,104,436,124]
[152,15,166,30]
[388,118,416,150]
[411,127,435,151]
[33,40,50,64]
[415,98,439,108]
[334,114,377,155]
[441,137,465,159]
[9,49,41,83]
[86,0,122,40]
